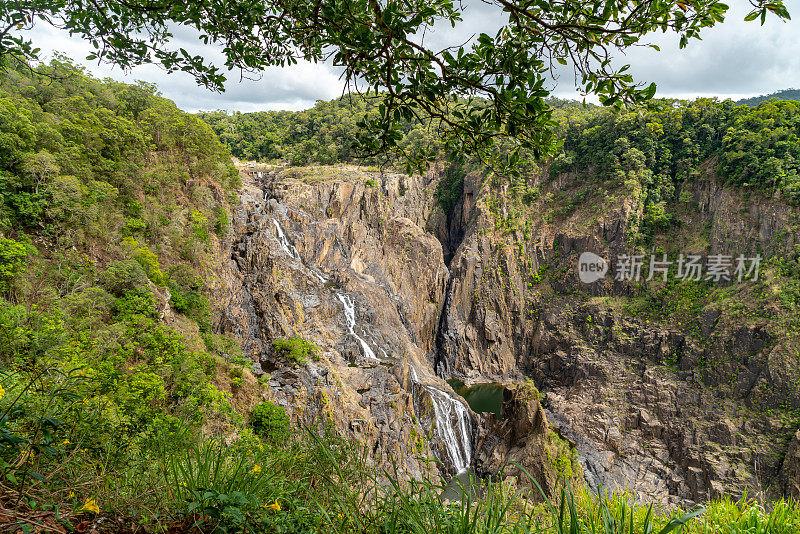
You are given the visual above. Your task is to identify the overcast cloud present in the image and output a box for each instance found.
[20,2,800,112]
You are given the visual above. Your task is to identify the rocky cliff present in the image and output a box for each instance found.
[437,168,800,506]
[213,163,800,507]
[212,165,478,481]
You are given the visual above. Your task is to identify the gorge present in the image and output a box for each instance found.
[2,61,800,531]
[216,160,800,508]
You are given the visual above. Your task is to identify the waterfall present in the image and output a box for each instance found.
[336,293,378,361]
[272,218,300,259]
[409,366,473,474]
[269,211,376,362]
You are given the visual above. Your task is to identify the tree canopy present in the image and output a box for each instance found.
[0,0,791,173]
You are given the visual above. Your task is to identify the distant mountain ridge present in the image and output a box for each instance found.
[737,88,800,106]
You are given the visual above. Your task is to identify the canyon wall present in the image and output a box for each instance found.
[214,164,800,506]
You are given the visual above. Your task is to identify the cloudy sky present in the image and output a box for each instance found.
[21,2,800,112]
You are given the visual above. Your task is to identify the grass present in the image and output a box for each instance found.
[2,420,800,533]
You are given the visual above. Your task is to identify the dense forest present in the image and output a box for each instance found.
[198,97,591,169]
[548,99,800,240]
[203,96,800,210]
[198,96,446,167]
[0,59,267,529]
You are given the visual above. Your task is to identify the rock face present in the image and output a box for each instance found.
[213,164,799,507]
[433,171,799,506]
[473,383,581,497]
[780,431,800,499]
[213,166,474,480]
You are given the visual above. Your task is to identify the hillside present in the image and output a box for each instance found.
[1,63,800,533]
[737,88,800,107]
[0,60,262,530]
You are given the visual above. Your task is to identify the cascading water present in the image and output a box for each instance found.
[409,366,474,474]
[252,172,479,486]
[268,205,377,361]
[272,218,300,259]
[336,293,378,361]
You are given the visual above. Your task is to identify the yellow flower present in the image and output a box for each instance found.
[61,439,71,445]
[264,500,280,512]
[250,464,262,475]
[68,491,75,499]
[80,497,99,514]
[0,384,5,400]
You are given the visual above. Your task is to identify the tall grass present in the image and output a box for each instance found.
[687,496,800,534]
[5,422,800,533]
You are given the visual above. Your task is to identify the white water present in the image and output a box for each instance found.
[409,366,473,474]
[336,293,378,361]
[272,218,300,259]
[269,212,329,283]
[271,211,377,363]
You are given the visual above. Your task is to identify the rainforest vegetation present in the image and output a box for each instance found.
[204,96,800,204]
[5,1,788,176]
[0,59,256,530]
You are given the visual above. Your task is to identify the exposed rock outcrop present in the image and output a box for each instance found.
[213,166,474,480]
[780,431,800,499]
[474,383,581,497]
[434,169,799,506]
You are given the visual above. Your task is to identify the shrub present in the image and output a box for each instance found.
[250,401,290,443]
[0,237,29,292]
[169,281,212,332]
[61,287,115,330]
[642,200,673,230]
[122,217,147,236]
[272,336,319,365]
[212,206,229,237]
[521,186,541,205]
[434,163,465,214]
[230,366,244,389]
[122,236,166,286]
[99,260,148,297]
[167,263,203,290]
[546,431,580,480]
[202,331,245,362]
[113,288,158,319]
[189,209,209,243]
